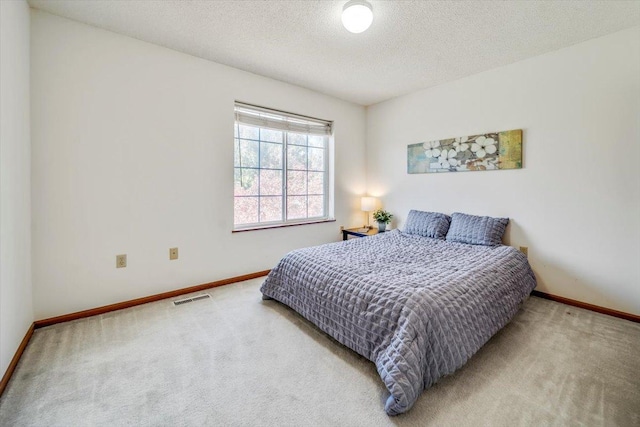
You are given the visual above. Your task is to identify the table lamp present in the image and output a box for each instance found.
[361,196,377,229]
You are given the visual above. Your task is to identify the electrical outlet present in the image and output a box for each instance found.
[169,247,178,260]
[519,246,528,257]
[116,254,127,268]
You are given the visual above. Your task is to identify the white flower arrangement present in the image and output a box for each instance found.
[453,136,469,152]
[422,140,441,158]
[470,136,497,159]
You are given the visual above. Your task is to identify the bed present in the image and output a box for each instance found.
[260,227,536,415]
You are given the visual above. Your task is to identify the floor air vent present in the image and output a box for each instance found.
[173,294,211,306]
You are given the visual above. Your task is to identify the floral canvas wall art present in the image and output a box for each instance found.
[407,129,523,174]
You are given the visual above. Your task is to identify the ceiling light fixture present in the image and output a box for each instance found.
[342,0,373,34]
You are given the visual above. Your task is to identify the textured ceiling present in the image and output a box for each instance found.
[28,1,640,106]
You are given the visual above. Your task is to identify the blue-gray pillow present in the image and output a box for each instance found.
[403,210,451,239]
[446,212,509,246]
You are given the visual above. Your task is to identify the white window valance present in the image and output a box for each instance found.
[234,102,333,136]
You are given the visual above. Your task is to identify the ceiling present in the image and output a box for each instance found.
[28,1,640,106]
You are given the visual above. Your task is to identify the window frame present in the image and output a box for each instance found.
[233,104,333,231]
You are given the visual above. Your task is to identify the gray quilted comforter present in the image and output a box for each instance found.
[260,230,537,415]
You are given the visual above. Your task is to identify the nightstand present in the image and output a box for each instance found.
[342,227,381,240]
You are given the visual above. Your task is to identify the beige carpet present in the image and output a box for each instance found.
[1,278,639,426]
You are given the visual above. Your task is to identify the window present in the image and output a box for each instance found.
[233,102,333,230]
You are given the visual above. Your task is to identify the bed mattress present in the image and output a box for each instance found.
[260,230,537,415]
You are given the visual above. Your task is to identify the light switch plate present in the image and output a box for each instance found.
[170,247,178,260]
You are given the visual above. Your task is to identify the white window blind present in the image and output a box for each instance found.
[235,102,333,136]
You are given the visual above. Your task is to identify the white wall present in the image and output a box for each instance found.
[366,27,640,315]
[0,0,33,375]
[31,10,367,319]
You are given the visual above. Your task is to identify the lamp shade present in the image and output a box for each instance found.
[342,0,373,34]
[361,196,377,212]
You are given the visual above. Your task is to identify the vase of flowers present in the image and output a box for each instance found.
[372,209,393,232]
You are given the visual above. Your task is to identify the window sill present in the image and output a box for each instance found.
[232,218,336,233]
